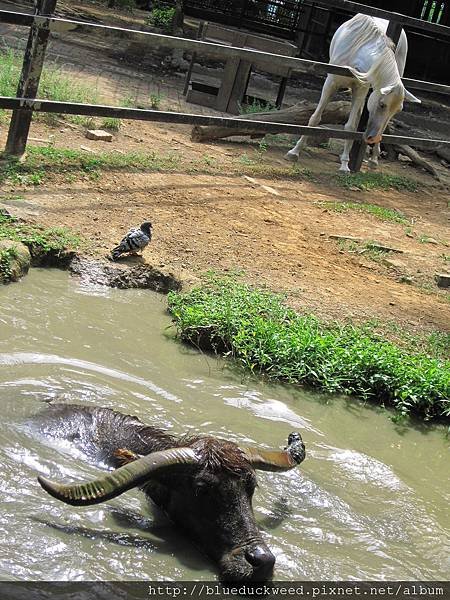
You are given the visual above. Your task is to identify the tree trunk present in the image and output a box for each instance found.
[191,100,351,142]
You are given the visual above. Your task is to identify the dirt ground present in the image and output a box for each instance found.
[0,0,449,335]
[1,114,449,334]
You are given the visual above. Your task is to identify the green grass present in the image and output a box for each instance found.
[322,201,409,224]
[168,274,450,423]
[0,211,84,254]
[0,146,182,185]
[149,92,164,110]
[101,117,121,131]
[0,49,99,125]
[0,244,18,280]
[238,99,276,114]
[335,172,419,192]
[146,6,175,32]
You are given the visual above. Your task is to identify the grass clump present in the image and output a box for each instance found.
[0,49,98,114]
[0,212,84,254]
[335,172,419,192]
[101,117,121,131]
[238,99,276,115]
[168,275,449,422]
[322,201,408,224]
[0,146,182,185]
[0,245,18,280]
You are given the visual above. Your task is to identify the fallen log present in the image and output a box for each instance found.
[392,144,441,180]
[191,100,351,142]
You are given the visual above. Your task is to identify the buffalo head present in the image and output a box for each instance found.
[38,431,305,581]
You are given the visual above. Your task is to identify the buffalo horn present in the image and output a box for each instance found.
[243,432,305,472]
[37,447,200,506]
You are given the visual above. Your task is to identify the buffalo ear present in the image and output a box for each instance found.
[404,89,421,103]
[114,448,140,466]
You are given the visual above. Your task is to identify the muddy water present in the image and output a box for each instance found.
[0,269,449,581]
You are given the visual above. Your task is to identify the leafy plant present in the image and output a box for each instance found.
[238,99,276,114]
[149,92,164,110]
[146,6,176,32]
[168,275,450,422]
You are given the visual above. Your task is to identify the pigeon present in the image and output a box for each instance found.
[111,221,152,261]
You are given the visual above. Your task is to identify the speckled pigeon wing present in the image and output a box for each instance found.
[124,228,150,250]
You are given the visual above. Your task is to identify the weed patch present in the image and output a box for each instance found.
[0,212,85,254]
[0,49,98,114]
[168,275,449,422]
[335,172,419,192]
[322,201,408,224]
[0,244,18,280]
[0,146,182,185]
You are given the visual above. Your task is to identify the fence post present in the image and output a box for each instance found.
[348,20,403,173]
[4,0,58,158]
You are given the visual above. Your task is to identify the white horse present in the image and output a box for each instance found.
[285,13,421,172]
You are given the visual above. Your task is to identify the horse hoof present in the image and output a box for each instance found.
[339,166,351,174]
[284,151,298,163]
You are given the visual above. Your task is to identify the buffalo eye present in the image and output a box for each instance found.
[194,479,214,497]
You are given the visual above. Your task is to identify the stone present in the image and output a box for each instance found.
[398,153,412,163]
[85,129,113,142]
[0,240,31,283]
[435,273,450,288]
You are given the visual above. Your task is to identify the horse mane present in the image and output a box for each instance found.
[351,46,403,90]
[334,14,403,91]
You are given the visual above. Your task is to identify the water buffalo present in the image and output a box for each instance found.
[34,404,305,581]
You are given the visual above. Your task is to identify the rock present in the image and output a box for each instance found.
[70,257,181,293]
[383,258,406,269]
[398,153,412,163]
[435,273,450,288]
[0,240,31,283]
[436,145,450,163]
[85,130,113,142]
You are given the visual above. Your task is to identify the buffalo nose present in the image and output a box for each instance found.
[245,546,276,573]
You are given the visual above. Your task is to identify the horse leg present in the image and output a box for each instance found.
[368,143,381,169]
[285,76,339,162]
[339,85,369,173]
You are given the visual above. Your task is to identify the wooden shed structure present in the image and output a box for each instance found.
[183,0,450,83]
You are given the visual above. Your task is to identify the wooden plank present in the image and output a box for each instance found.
[4,0,57,157]
[0,95,448,149]
[226,59,252,114]
[185,89,217,109]
[0,9,354,79]
[216,31,247,112]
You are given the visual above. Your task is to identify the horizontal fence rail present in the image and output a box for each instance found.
[1,96,448,150]
[1,9,450,96]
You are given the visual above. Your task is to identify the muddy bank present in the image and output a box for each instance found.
[1,245,181,292]
[69,256,181,292]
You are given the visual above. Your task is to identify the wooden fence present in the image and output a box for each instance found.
[0,0,449,171]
